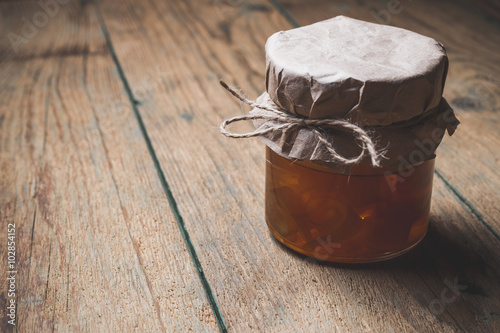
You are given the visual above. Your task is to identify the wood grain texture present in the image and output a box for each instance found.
[0,1,218,332]
[99,0,500,331]
[277,0,500,236]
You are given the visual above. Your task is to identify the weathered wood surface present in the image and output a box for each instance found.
[0,0,499,332]
[99,0,500,332]
[0,1,218,332]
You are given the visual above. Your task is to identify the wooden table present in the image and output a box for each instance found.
[1,0,499,331]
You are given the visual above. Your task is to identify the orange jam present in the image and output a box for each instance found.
[265,147,435,263]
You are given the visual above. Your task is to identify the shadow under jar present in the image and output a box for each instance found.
[265,147,435,263]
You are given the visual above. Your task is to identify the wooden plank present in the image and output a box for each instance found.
[276,0,500,237]
[99,0,500,331]
[0,0,107,61]
[0,2,218,331]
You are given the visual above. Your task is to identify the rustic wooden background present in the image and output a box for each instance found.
[0,0,499,332]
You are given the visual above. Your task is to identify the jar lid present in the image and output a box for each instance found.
[266,16,448,126]
[219,16,459,171]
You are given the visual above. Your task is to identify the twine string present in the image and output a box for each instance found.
[219,80,384,167]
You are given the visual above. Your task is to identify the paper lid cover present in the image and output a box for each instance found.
[265,16,449,126]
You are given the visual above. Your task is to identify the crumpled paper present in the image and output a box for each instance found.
[256,15,459,172]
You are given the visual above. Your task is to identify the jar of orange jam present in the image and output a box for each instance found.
[220,16,459,263]
[265,146,435,263]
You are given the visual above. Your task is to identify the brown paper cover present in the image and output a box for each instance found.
[256,16,459,171]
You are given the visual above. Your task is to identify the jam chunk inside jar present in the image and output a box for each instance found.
[265,147,435,263]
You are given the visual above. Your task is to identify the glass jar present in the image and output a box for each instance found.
[219,16,459,263]
[265,146,435,263]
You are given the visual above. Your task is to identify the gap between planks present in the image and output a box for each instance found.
[94,4,228,333]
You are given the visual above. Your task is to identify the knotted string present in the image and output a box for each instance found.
[219,80,385,167]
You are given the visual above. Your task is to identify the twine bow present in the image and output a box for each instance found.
[219,80,384,167]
